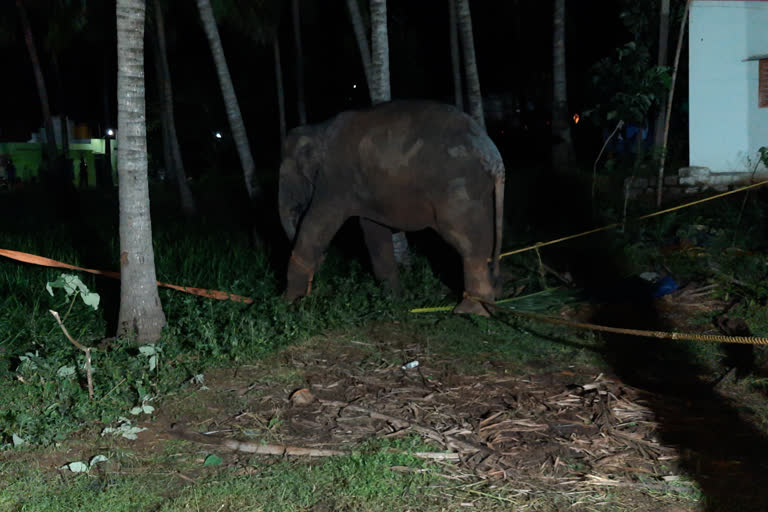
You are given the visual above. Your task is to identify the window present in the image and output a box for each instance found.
[761,58,768,108]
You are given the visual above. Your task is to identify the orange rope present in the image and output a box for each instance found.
[0,248,254,304]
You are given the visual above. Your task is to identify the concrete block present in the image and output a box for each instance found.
[678,166,711,179]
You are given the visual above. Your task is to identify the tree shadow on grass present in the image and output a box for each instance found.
[591,299,768,511]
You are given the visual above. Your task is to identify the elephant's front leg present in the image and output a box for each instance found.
[359,218,401,295]
[285,205,347,301]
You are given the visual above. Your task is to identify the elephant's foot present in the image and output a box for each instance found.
[286,252,315,300]
[453,297,492,317]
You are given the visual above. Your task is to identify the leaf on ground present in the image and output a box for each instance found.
[203,454,223,466]
[60,461,89,473]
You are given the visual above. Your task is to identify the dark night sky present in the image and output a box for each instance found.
[3,1,629,169]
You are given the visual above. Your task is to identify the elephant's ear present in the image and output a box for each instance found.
[278,157,315,241]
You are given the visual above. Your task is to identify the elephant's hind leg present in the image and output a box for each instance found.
[453,258,495,317]
[437,213,495,317]
[360,218,402,295]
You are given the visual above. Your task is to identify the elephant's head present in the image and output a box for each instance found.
[278,127,323,241]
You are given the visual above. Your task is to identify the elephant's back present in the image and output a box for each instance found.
[328,101,505,183]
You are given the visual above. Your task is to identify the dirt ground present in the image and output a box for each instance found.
[11,294,768,511]
[110,308,761,511]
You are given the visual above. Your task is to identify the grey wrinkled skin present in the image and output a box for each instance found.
[279,100,505,316]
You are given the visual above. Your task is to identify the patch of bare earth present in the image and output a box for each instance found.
[148,323,707,509]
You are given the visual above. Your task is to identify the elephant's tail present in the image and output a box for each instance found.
[492,173,505,289]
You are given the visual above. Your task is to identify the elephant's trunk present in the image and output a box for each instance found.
[278,158,313,241]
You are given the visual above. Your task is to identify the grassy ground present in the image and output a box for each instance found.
[2,178,768,511]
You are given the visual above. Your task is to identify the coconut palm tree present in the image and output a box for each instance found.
[455,0,484,130]
[369,0,390,103]
[448,0,463,110]
[345,0,373,93]
[196,0,264,245]
[44,0,90,168]
[15,0,58,168]
[215,0,285,143]
[367,0,410,264]
[150,0,197,216]
[273,35,287,142]
[291,0,307,125]
[116,0,166,342]
[551,0,574,169]
[653,0,671,149]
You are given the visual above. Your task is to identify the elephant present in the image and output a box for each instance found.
[278,100,505,316]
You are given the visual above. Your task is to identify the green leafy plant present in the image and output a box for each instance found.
[59,455,108,474]
[46,273,100,315]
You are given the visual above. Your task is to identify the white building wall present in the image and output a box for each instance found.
[689,0,768,173]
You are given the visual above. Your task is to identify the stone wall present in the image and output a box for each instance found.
[624,167,768,200]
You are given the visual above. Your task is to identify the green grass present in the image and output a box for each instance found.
[2,177,768,510]
[0,437,448,512]
[3,181,768,447]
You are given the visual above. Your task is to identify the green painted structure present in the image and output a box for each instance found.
[0,139,116,187]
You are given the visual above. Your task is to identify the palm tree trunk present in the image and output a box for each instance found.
[291,0,307,125]
[51,56,71,159]
[656,0,692,207]
[116,0,166,343]
[653,0,671,148]
[369,0,391,104]
[448,0,463,111]
[369,0,409,264]
[103,47,115,188]
[153,0,196,217]
[274,36,287,144]
[196,0,264,233]
[346,0,373,93]
[151,33,175,185]
[455,0,484,130]
[551,0,573,169]
[16,0,58,167]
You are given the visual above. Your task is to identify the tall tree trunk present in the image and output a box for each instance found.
[116,0,166,343]
[51,56,71,160]
[346,0,373,94]
[512,0,525,117]
[291,0,307,125]
[103,47,115,188]
[653,0,671,148]
[369,0,409,264]
[196,0,264,245]
[153,0,196,217]
[455,0,484,130]
[551,0,573,169]
[656,0,692,207]
[16,0,58,166]
[369,0,391,104]
[151,32,175,186]
[274,35,287,144]
[448,0,463,111]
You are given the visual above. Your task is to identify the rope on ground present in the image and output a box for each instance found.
[409,288,560,314]
[0,248,254,304]
[498,307,768,345]
[413,291,768,344]
[498,179,768,259]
